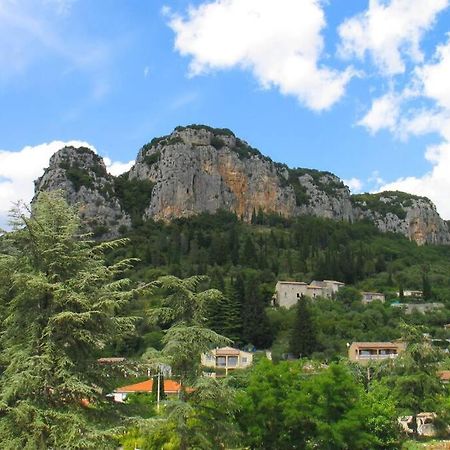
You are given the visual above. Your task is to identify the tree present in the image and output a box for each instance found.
[142,275,234,449]
[241,272,273,348]
[289,295,318,358]
[0,192,136,449]
[380,324,444,438]
[422,268,433,301]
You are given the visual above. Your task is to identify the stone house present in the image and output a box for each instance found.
[361,291,385,304]
[274,280,345,308]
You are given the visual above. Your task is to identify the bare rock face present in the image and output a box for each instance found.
[34,126,450,245]
[34,146,131,238]
[128,126,297,222]
[352,193,450,245]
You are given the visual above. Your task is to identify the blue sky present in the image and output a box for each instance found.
[1,0,450,224]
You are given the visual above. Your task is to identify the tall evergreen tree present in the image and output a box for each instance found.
[241,272,273,348]
[0,192,136,449]
[289,295,318,358]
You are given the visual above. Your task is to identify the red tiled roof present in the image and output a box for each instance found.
[438,370,450,381]
[115,379,186,394]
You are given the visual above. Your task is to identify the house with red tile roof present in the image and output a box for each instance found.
[112,378,190,403]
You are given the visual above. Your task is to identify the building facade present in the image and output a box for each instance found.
[361,292,386,304]
[348,342,406,364]
[274,280,345,308]
[201,346,253,376]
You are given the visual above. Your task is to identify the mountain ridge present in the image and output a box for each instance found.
[33,125,450,245]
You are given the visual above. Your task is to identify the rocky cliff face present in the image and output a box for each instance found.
[33,146,131,238]
[33,126,450,245]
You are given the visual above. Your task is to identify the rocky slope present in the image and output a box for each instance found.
[33,146,131,238]
[33,125,450,245]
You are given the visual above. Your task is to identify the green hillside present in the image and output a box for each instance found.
[105,211,450,358]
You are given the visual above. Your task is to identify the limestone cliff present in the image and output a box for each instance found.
[33,146,131,238]
[34,126,450,245]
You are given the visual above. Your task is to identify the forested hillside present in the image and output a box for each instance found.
[105,210,450,358]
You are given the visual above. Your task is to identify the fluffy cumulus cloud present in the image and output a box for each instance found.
[0,141,132,228]
[375,38,450,219]
[338,0,449,75]
[167,0,354,111]
[380,141,450,218]
[343,177,363,192]
[358,92,402,134]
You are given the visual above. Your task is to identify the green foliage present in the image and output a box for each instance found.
[174,124,235,136]
[378,324,445,437]
[210,136,225,150]
[0,192,137,448]
[237,359,399,449]
[351,191,429,220]
[142,150,161,167]
[289,296,319,358]
[114,173,154,226]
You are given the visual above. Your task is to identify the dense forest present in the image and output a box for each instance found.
[104,209,450,358]
[0,194,449,449]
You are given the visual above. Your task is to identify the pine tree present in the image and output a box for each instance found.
[422,269,433,300]
[289,295,318,358]
[0,192,136,449]
[241,273,273,348]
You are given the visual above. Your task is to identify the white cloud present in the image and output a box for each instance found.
[167,0,354,111]
[344,177,363,192]
[0,141,132,228]
[416,36,450,110]
[104,158,135,176]
[338,0,449,75]
[358,92,402,133]
[380,140,450,218]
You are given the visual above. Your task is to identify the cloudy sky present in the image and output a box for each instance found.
[1,0,450,227]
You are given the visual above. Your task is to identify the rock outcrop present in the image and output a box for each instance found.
[33,146,131,238]
[33,126,450,245]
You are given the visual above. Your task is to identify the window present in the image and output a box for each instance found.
[228,356,238,367]
[216,356,226,367]
[296,293,300,298]
[241,357,247,363]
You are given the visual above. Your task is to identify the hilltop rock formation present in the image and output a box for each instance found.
[33,146,131,238]
[33,125,450,245]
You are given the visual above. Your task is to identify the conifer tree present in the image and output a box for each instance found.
[0,192,136,449]
[289,295,318,358]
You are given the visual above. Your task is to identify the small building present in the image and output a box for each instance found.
[398,413,437,437]
[274,280,345,307]
[348,342,406,364]
[310,280,345,298]
[201,346,253,376]
[397,290,423,298]
[438,370,450,384]
[274,281,308,308]
[307,285,324,299]
[112,379,186,403]
[361,292,385,304]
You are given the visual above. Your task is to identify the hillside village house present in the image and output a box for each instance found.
[391,302,445,314]
[348,342,406,364]
[201,346,253,376]
[274,280,345,308]
[397,289,423,298]
[361,292,385,304]
[112,379,188,403]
